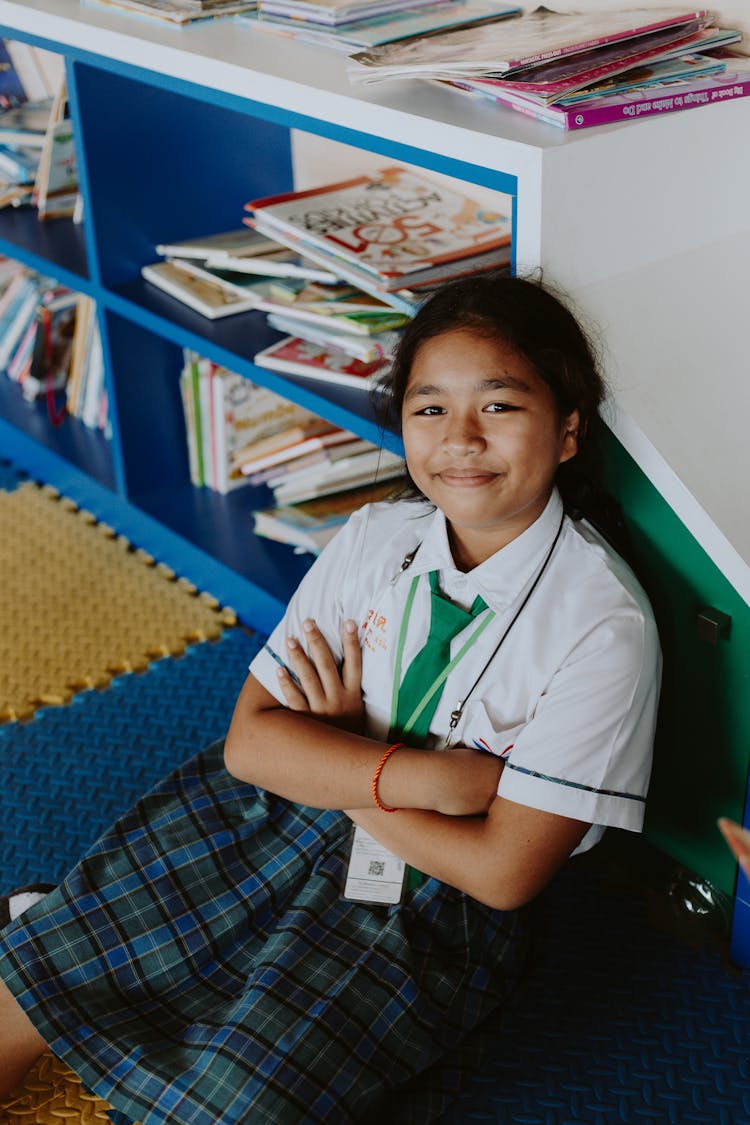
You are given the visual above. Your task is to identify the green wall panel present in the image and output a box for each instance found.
[601,426,750,896]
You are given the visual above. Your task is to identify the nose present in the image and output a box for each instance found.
[442,411,484,455]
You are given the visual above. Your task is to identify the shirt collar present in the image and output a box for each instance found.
[406,490,565,612]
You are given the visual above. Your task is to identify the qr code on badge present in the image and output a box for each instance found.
[368,860,385,877]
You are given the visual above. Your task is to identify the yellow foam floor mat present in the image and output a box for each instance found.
[0,482,236,723]
[2,1052,133,1124]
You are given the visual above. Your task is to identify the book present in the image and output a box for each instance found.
[0,98,52,147]
[265,310,400,362]
[458,24,740,107]
[254,334,391,390]
[246,165,512,294]
[141,260,271,318]
[270,447,406,503]
[0,40,27,107]
[83,0,256,23]
[252,477,401,554]
[155,227,278,260]
[242,0,520,52]
[236,426,358,475]
[456,51,750,130]
[257,0,434,27]
[2,42,60,101]
[244,436,373,484]
[205,248,339,284]
[252,285,410,334]
[347,8,716,83]
[0,144,40,183]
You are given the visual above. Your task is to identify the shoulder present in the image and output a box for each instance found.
[560,516,656,626]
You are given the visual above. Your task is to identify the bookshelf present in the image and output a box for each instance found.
[1,0,749,907]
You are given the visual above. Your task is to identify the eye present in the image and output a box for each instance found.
[484,401,520,414]
[412,404,445,416]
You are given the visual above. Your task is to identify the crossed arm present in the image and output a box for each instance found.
[224,618,589,911]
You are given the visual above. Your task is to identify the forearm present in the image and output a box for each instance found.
[225,675,449,812]
[349,799,589,911]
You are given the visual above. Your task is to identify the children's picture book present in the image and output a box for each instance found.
[246,165,512,292]
[0,98,52,147]
[456,50,750,129]
[472,24,740,106]
[83,0,256,24]
[251,478,401,555]
[253,334,391,390]
[244,436,373,484]
[243,0,520,51]
[0,40,28,107]
[265,310,400,362]
[236,425,358,476]
[205,249,340,284]
[270,446,405,503]
[347,8,716,82]
[141,260,271,319]
[155,227,278,260]
[252,283,410,334]
[257,0,433,27]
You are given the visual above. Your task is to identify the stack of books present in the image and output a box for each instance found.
[0,260,105,428]
[347,8,748,130]
[0,41,60,210]
[82,0,256,25]
[239,0,520,53]
[244,164,513,316]
[252,477,401,554]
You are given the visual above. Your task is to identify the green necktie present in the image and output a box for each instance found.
[390,570,488,747]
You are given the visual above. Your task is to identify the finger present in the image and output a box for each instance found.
[301,619,342,696]
[276,666,311,712]
[285,636,326,707]
[719,818,750,874]
[341,619,362,693]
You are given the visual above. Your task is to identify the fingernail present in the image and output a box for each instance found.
[286,637,298,650]
[303,619,315,632]
[344,619,357,634]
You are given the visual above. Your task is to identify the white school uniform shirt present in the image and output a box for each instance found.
[249,489,661,854]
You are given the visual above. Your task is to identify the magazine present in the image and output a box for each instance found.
[246,166,512,290]
[254,335,391,390]
[458,51,750,130]
[265,310,400,362]
[142,260,272,318]
[347,8,715,83]
[241,0,520,51]
[478,25,740,105]
[155,227,278,259]
[251,478,401,555]
[257,0,434,27]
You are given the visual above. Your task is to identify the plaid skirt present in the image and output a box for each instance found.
[0,740,526,1125]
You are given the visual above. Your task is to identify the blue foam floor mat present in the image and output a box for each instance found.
[0,628,264,889]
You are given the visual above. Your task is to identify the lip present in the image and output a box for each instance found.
[436,469,499,487]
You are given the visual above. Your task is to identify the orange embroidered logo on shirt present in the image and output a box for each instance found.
[363,608,387,654]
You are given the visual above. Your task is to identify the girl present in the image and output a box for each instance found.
[0,273,661,1123]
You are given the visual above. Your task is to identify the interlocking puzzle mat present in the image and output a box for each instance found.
[0,626,265,889]
[0,627,265,1125]
[0,481,237,723]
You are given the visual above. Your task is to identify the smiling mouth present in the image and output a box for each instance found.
[436,470,499,486]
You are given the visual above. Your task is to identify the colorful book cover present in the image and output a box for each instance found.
[246,0,520,51]
[246,165,511,286]
[347,8,714,82]
[473,25,738,105]
[253,335,391,390]
[456,52,750,130]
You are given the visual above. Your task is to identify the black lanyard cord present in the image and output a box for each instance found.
[446,512,566,744]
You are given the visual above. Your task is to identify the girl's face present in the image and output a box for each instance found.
[401,328,579,570]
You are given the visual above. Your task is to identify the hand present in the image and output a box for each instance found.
[277,618,364,734]
[719,817,750,877]
[430,748,505,817]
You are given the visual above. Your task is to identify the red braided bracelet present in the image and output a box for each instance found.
[372,743,404,813]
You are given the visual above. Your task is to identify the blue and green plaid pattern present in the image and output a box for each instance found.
[0,741,526,1124]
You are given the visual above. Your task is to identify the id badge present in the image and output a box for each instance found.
[343,826,406,905]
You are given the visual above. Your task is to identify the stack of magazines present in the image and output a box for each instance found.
[83,0,255,24]
[239,0,520,52]
[346,8,748,130]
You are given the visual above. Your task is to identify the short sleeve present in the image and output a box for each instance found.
[248,507,368,703]
[497,607,660,832]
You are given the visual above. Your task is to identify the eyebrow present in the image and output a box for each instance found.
[404,375,534,400]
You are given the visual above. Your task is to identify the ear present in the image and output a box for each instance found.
[558,409,580,465]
